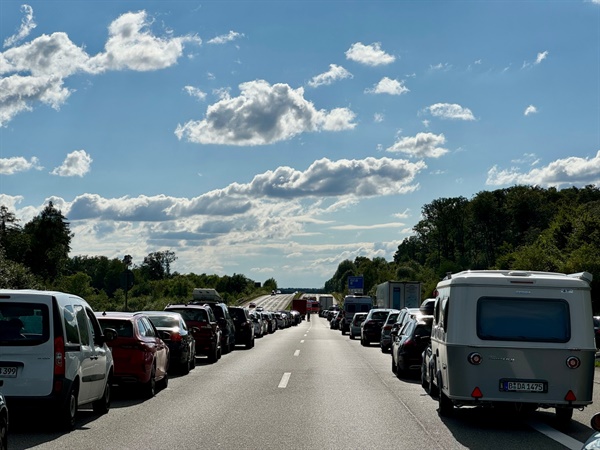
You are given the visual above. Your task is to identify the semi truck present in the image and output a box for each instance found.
[375,281,421,310]
[318,295,334,316]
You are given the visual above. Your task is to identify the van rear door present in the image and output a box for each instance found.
[0,294,54,397]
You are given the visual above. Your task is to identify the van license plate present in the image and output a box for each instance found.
[500,380,546,393]
[0,367,17,378]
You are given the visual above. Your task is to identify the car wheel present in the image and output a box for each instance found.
[361,336,367,346]
[381,344,387,353]
[142,364,157,398]
[158,372,169,390]
[391,354,397,374]
[429,366,439,397]
[208,344,219,363]
[349,333,355,340]
[421,363,430,392]
[0,410,7,450]
[190,346,196,369]
[92,376,111,414]
[437,375,454,417]
[246,339,254,349]
[59,383,78,431]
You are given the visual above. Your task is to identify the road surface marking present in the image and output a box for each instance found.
[528,420,583,450]
[294,350,300,356]
[300,340,305,343]
[278,372,291,388]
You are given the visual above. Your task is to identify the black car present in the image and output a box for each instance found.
[391,315,433,378]
[228,306,255,349]
[192,301,236,353]
[144,311,196,374]
[360,308,394,346]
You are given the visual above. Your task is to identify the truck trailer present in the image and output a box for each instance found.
[375,281,421,309]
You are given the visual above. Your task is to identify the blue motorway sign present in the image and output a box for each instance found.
[348,275,364,292]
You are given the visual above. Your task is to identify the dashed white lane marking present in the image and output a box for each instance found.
[278,372,291,388]
[304,334,308,337]
[528,420,583,450]
[294,350,300,356]
[300,340,305,343]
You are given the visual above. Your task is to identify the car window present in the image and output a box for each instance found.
[148,315,179,328]
[0,302,49,345]
[142,317,158,337]
[371,311,389,320]
[74,305,91,345]
[64,305,81,345]
[99,319,133,338]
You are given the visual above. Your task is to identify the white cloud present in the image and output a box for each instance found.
[345,42,395,66]
[429,62,451,71]
[0,10,200,126]
[365,77,409,95]
[50,150,93,177]
[86,11,201,73]
[426,103,475,121]
[486,150,600,188]
[386,132,449,158]
[535,51,549,65]
[3,4,36,48]
[374,113,384,123]
[175,80,356,146]
[524,105,538,116]
[0,156,42,174]
[207,30,243,45]
[184,85,207,101]
[330,222,405,230]
[308,64,352,88]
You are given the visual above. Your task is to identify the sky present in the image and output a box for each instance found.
[1,1,600,289]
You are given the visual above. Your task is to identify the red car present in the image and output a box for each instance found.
[96,312,169,398]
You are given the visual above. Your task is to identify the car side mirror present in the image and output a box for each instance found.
[103,328,117,342]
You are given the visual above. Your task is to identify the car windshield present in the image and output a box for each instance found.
[370,311,390,320]
[169,308,208,322]
[98,319,133,337]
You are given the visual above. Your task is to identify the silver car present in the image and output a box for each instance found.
[349,312,367,340]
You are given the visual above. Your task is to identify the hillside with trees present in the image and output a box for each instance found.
[3,184,600,312]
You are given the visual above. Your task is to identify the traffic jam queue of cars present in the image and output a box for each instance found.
[0,288,302,441]
[327,270,600,446]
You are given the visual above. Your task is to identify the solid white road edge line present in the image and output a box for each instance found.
[528,420,583,450]
[278,372,291,388]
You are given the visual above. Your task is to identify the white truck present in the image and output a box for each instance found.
[318,295,334,315]
[375,281,421,309]
[426,270,595,424]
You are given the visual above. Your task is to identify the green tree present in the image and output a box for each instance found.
[140,250,177,280]
[23,202,73,281]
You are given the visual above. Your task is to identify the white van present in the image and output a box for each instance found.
[340,295,373,334]
[0,290,115,430]
[427,270,595,423]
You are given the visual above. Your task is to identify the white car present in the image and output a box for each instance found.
[0,290,116,430]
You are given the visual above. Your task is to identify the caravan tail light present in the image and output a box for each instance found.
[467,352,482,365]
[566,356,581,369]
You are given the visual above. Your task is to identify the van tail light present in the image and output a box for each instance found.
[54,336,65,376]
[565,390,577,402]
[53,336,65,393]
[471,387,483,399]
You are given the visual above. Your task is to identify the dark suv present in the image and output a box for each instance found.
[164,304,221,363]
[228,306,255,349]
[192,301,236,354]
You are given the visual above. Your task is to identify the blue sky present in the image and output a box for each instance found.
[1,1,599,288]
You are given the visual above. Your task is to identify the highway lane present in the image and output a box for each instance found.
[8,315,599,449]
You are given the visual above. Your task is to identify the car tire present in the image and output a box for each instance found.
[391,354,397,374]
[0,409,7,450]
[421,363,430,392]
[361,337,368,346]
[381,344,387,353]
[246,339,254,349]
[429,366,439,397]
[190,348,196,369]
[142,364,157,398]
[158,372,169,390]
[92,376,111,414]
[59,383,78,431]
[349,333,355,340]
[208,344,219,363]
[437,375,453,417]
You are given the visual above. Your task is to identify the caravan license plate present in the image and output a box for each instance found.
[0,366,17,378]
[500,380,546,393]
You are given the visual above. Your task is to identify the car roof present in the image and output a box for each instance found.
[95,311,135,319]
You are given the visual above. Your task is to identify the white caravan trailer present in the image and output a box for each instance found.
[428,270,595,423]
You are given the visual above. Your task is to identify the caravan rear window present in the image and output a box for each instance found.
[477,297,570,343]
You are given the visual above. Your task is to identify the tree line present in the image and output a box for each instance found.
[324,185,600,311]
[0,202,278,311]
[3,184,600,312]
